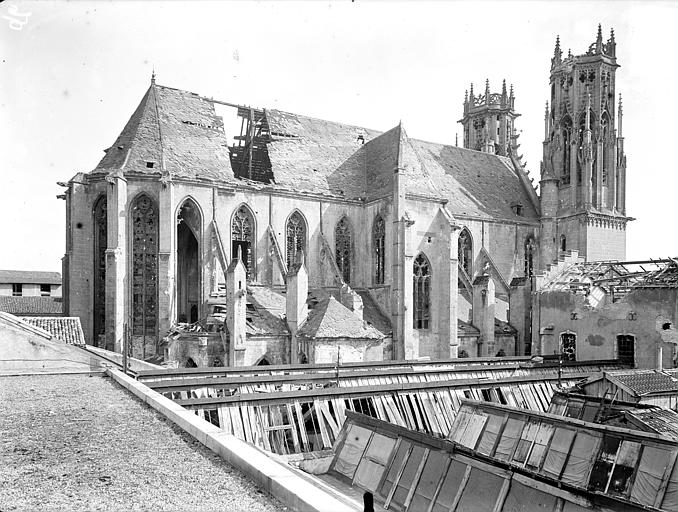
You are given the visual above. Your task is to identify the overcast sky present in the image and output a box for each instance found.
[1,1,674,272]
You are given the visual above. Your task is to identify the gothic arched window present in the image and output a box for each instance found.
[524,237,535,278]
[560,235,567,253]
[373,215,385,285]
[232,205,254,277]
[335,216,352,284]
[458,228,473,276]
[131,195,158,336]
[601,111,610,185]
[413,253,431,330]
[93,195,107,346]
[286,211,306,267]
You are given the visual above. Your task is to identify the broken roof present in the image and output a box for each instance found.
[0,270,61,285]
[451,400,678,511]
[246,286,289,337]
[625,408,678,440]
[538,258,678,300]
[298,296,384,340]
[85,83,538,221]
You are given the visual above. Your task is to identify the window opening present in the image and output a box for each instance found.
[373,215,385,284]
[524,237,535,277]
[286,211,306,266]
[617,334,635,365]
[12,283,22,296]
[40,284,51,296]
[458,228,473,276]
[560,332,576,361]
[131,195,158,338]
[335,216,352,283]
[231,206,254,278]
[413,253,431,329]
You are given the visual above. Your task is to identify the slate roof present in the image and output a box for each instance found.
[91,84,235,182]
[409,140,539,221]
[354,290,392,336]
[86,83,538,221]
[626,408,678,440]
[0,297,62,315]
[606,370,678,396]
[264,109,381,198]
[20,317,86,346]
[298,296,384,340]
[0,270,61,285]
[246,286,289,337]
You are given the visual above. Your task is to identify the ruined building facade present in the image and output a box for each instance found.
[60,27,629,365]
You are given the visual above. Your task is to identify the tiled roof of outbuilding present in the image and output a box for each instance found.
[626,408,678,440]
[606,370,678,396]
[0,270,61,284]
[299,296,384,340]
[20,317,86,346]
[0,297,62,315]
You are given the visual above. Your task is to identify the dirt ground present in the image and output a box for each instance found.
[0,373,286,511]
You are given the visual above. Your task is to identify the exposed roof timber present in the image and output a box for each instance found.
[174,373,593,407]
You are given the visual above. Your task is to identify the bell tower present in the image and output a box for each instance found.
[540,25,630,263]
[459,79,520,156]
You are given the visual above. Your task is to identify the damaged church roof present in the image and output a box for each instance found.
[85,83,538,221]
[298,296,385,340]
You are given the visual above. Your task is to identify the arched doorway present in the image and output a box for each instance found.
[177,199,201,324]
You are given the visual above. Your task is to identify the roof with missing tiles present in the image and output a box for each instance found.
[85,83,538,221]
[605,370,678,396]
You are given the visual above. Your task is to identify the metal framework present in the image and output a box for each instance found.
[541,258,678,302]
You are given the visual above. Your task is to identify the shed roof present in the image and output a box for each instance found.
[605,369,678,396]
[0,270,61,284]
[19,317,86,346]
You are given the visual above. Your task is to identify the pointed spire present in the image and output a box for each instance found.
[455,133,459,147]
[469,82,474,100]
[568,48,572,58]
[553,35,562,66]
[596,24,603,53]
[509,83,514,98]
[502,79,507,96]
[236,244,243,262]
[607,27,617,57]
[151,66,156,84]
[610,27,615,43]
[485,79,490,105]
[544,101,550,141]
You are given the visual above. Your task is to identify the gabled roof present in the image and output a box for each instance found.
[20,317,86,345]
[0,296,62,315]
[298,296,384,340]
[91,83,235,182]
[0,270,61,284]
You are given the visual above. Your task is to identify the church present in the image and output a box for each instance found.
[59,26,629,367]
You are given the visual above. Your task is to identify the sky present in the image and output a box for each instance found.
[1,0,675,272]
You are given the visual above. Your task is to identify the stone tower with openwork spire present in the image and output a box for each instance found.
[458,79,520,156]
[539,25,630,265]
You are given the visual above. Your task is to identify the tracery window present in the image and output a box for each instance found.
[335,216,352,283]
[560,332,576,361]
[601,112,610,185]
[458,228,473,276]
[413,253,431,330]
[131,195,158,336]
[93,195,107,346]
[524,237,535,278]
[232,205,254,277]
[373,215,385,285]
[286,211,306,267]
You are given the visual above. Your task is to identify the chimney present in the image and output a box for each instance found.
[226,246,247,366]
[339,284,363,321]
[286,251,308,363]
